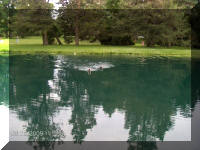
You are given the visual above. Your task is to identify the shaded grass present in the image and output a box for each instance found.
[9,36,100,45]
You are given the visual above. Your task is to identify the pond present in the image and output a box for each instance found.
[1,55,199,142]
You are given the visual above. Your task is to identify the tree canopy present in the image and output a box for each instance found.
[0,0,15,37]
[1,0,199,47]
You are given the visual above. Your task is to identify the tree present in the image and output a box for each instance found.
[191,2,200,48]
[105,0,121,9]
[11,0,58,45]
[0,0,15,37]
[59,0,82,45]
[120,0,197,8]
[10,0,194,46]
[131,9,191,47]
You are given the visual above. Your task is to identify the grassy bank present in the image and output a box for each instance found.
[6,36,200,57]
[10,44,192,57]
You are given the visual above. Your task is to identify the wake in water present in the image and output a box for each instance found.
[74,62,114,72]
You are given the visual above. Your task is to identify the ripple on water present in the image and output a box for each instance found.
[74,62,114,71]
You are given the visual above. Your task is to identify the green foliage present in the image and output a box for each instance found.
[191,3,200,48]
[132,10,191,47]
[46,24,62,45]
[106,0,121,9]
[57,9,191,47]
[99,35,134,45]
[10,1,54,44]
[59,0,197,9]
[57,9,77,40]
[0,0,15,37]
[7,1,195,47]
[47,32,55,45]
[63,35,73,44]
[13,0,54,9]
[97,10,135,45]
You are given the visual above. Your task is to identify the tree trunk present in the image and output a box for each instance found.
[42,30,48,45]
[56,36,62,45]
[75,14,79,46]
[77,0,81,8]
[42,34,45,45]
[74,0,80,46]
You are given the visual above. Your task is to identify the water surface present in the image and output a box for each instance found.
[0,56,9,148]
[8,55,192,142]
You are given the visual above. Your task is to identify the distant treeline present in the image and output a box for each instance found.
[0,0,200,48]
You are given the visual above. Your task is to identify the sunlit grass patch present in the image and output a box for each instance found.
[0,39,9,52]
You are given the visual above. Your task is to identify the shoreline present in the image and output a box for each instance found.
[8,51,192,58]
[0,50,197,58]
[7,44,194,57]
[1,43,200,58]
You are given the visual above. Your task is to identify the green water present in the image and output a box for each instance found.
[0,56,9,106]
[3,55,193,142]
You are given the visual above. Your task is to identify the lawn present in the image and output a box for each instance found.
[0,39,9,52]
[7,36,200,57]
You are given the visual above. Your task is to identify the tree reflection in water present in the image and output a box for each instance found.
[68,81,96,143]
[10,55,64,142]
[0,56,9,105]
[9,55,191,143]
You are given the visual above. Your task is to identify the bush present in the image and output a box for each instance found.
[64,36,73,44]
[47,32,55,45]
[99,35,134,45]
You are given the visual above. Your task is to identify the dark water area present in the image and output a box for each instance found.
[1,54,200,149]
[7,55,193,142]
[0,56,9,106]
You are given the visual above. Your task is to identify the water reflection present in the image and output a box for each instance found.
[0,56,9,105]
[9,55,191,142]
[0,56,9,148]
[192,59,200,109]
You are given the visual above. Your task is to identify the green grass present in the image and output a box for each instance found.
[7,36,200,57]
[0,39,9,53]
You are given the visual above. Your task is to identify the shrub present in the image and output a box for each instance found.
[64,36,73,44]
[99,35,134,45]
[47,31,55,45]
